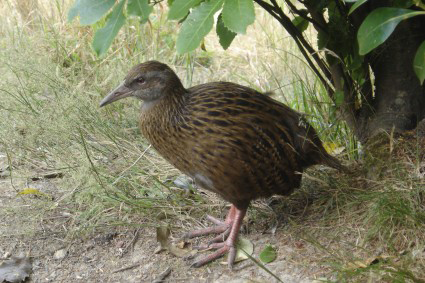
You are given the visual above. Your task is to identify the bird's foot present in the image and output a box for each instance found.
[186,205,246,269]
[182,217,231,239]
[191,241,237,269]
[183,206,236,239]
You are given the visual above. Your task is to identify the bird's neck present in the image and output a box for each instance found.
[140,86,188,123]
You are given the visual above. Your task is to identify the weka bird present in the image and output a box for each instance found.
[100,61,345,268]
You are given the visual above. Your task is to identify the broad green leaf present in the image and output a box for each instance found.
[216,14,237,49]
[222,0,255,34]
[176,0,224,54]
[127,0,153,23]
[92,0,126,56]
[358,8,425,55]
[292,16,309,33]
[414,40,425,85]
[348,0,368,15]
[168,0,203,20]
[68,0,82,21]
[68,0,115,25]
[335,90,344,107]
[259,245,277,264]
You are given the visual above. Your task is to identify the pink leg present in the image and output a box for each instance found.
[191,206,247,269]
[184,205,237,239]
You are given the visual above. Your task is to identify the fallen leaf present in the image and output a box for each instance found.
[155,227,195,258]
[259,244,277,264]
[294,241,305,249]
[221,237,254,264]
[17,188,52,199]
[168,243,196,258]
[346,255,392,270]
[0,256,32,283]
[323,142,345,154]
[156,226,170,252]
[175,240,187,249]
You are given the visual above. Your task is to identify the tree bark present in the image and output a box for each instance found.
[256,0,425,142]
[362,15,425,140]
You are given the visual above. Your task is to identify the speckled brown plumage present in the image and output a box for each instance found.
[100,60,346,268]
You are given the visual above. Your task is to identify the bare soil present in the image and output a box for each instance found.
[0,173,333,283]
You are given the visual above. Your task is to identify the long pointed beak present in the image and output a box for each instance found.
[99,82,133,107]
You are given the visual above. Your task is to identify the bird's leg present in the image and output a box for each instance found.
[191,206,247,269]
[184,205,236,239]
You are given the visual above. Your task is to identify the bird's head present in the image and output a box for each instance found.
[99,61,183,107]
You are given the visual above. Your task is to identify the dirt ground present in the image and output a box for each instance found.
[0,172,335,283]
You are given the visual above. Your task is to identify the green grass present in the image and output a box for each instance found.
[1,1,424,282]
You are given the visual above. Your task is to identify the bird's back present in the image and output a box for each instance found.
[140,82,339,208]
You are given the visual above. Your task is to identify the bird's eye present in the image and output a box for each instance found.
[137,77,145,84]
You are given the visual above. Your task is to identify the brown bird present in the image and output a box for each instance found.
[100,61,346,268]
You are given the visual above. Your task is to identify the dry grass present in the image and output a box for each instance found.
[1,1,424,282]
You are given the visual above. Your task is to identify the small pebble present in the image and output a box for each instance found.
[53,249,67,260]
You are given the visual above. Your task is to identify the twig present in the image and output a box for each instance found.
[112,262,142,273]
[120,228,141,257]
[152,267,172,283]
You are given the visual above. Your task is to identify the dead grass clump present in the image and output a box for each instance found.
[264,133,425,282]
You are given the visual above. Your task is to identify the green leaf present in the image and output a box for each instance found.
[68,0,115,25]
[176,0,224,54]
[413,40,425,85]
[168,0,203,20]
[335,90,344,107]
[348,0,368,15]
[259,245,277,264]
[222,0,255,34]
[127,0,153,24]
[292,16,309,33]
[68,0,81,21]
[357,8,425,55]
[216,13,237,49]
[92,0,126,56]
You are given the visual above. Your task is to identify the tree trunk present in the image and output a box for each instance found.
[255,0,425,142]
[358,14,425,141]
